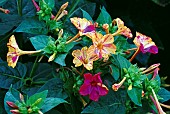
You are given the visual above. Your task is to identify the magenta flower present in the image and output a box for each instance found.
[79,73,108,101]
[133,32,158,54]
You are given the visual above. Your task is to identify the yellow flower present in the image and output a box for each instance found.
[7,35,41,68]
[72,46,98,70]
[88,32,116,60]
[70,17,95,36]
[112,18,133,38]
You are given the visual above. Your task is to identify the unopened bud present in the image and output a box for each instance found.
[32,98,42,107]
[6,101,18,109]
[102,23,109,34]
[0,8,10,14]
[10,109,20,114]
[56,10,68,21]
[48,53,57,62]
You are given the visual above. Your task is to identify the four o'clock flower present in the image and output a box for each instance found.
[130,32,158,62]
[72,46,98,70]
[112,18,133,38]
[0,7,10,14]
[66,17,95,44]
[7,35,41,68]
[88,32,116,60]
[79,73,108,101]
[112,77,126,91]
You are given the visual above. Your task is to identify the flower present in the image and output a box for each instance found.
[112,77,126,91]
[7,35,41,68]
[133,32,158,54]
[70,17,95,36]
[79,73,108,101]
[72,46,98,70]
[112,18,133,38]
[0,7,10,14]
[88,32,116,60]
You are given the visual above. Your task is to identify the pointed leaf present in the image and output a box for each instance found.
[158,88,170,102]
[14,18,48,35]
[54,53,67,66]
[96,6,112,24]
[41,98,67,113]
[127,88,142,106]
[81,9,93,22]
[27,90,48,108]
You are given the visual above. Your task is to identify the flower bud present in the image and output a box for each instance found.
[10,109,20,114]
[6,101,18,109]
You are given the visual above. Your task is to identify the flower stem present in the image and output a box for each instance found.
[66,33,80,44]
[29,56,39,78]
[151,88,166,114]
[129,47,140,62]
[17,0,22,16]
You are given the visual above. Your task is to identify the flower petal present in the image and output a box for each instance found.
[89,87,100,101]
[102,34,114,44]
[93,72,102,83]
[97,83,109,96]
[73,58,82,67]
[79,84,91,96]
[84,73,93,84]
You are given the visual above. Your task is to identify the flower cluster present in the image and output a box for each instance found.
[2,0,170,114]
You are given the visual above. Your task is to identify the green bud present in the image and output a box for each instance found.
[19,106,27,113]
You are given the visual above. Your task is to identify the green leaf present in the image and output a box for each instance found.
[41,97,67,113]
[111,54,131,69]
[81,9,93,22]
[0,61,27,89]
[37,78,68,99]
[0,0,7,5]
[158,88,170,102]
[54,53,67,66]
[4,87,21,114]
[127,87,142,106]
[30,35,51,50]
[0,14,21,35]
[64,42,78,52]
[109,64,120,81]
[150,0,170,7]
[27,90,48,108]
[14,18,48,35]
[82,90,126,114]
[44,0,55,8]
[96,6,112,24]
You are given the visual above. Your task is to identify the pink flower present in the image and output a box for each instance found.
[133,32,158,54]
[79,73,108,101]
[70,17,95,36]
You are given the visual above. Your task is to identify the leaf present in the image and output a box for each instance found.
[81,9,93,22]
[0,13,21,35]
[0,61,27,89]
[111,54,131,69]
[54,53,67,66]
[158,88,170,102]
[0,0,37,35]
[30,35,51,50]
[14,18,48,35]
[150,0,170,7]
[96,6,112,24]
[4,87,21,114]
[0,0,7,5]
[41,97,67,113]
[44,0,55,8]
[127,87,142,106]
[109,64,120,81]
[37,78,68,99]
[27,90,48,108]
[64,42,78,52]
[82,90,127,114]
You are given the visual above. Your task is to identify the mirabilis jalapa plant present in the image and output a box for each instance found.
[0,0,170,114]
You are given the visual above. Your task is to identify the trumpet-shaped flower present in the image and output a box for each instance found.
[133,32,158,54]
[88,32,116,60]
[79,73,109,101]
[7,35,41,68]
[70,17,95,36]
[72,46,98,70]
[112,18,133,38]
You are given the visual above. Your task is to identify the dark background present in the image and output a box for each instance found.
[94,0,170,83]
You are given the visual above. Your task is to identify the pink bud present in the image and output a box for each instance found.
[6,101,18,109]
[10,109,20,114]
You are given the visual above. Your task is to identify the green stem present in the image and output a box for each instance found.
[32,81,46,85]
[29,56,39,78]
[63,0,80,23]
[17,0,22,16]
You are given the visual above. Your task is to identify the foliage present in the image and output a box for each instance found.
[0,0,170,114]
